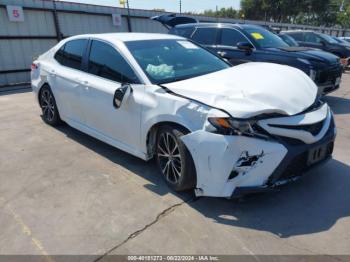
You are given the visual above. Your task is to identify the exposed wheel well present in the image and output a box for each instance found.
[146,122,191,159]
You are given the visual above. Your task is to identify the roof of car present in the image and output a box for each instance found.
[174,22,263,30]
[67,33,184,43]
[282,30,314,33]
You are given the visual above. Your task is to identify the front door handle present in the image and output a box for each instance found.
[81,80,89,90]
[217,51,227,57]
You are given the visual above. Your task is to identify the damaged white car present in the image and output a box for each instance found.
[31,33,336,198]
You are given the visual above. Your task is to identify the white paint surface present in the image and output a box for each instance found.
[31,33,335,197]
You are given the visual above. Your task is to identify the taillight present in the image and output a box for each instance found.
[31,62,38,70]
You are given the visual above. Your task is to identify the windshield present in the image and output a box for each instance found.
[319,33,339,44]
[332,36,342,43]
[125,39,229,84]
[245,27,289,48]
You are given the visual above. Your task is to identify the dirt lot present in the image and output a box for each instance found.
[0,73,350,260]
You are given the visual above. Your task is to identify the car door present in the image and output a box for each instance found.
[51,39,88,123]
[301,32,325,50]
[216,28,256,65]
[78,39,143,152]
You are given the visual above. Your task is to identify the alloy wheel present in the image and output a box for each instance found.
[41,89,55,122]
[157,132,183,184]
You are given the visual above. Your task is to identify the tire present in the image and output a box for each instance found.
[156,126,196,192]
[39,85,61,126]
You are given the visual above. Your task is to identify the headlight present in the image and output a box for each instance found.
[309,69,317,81]
[207,117,255,136]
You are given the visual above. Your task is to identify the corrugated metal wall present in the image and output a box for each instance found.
[0,0,349,87]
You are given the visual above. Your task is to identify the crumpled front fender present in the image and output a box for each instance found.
[181,131,288,198]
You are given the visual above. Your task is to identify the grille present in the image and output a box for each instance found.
[278,152,308,180]
[317,66,342,84]
[276,141,334,182]
[269,120,324,136]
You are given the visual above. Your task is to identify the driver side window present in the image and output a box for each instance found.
[305,33,322,44]
[219,28,248,47]
[87,40,140,84]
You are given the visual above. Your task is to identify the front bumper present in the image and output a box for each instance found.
[232,118,335,198]
[181,104,336,198]
[315,65,343,95]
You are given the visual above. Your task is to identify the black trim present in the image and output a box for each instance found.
[0,35,57,40]
[268,117,336,185]
[0,69,30,74]
[82,39,92,72]
[0,82,30,89]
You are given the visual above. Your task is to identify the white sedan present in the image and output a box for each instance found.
[31,33,336,198]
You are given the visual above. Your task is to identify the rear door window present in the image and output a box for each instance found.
[288,32,304,41]
[87,40,140,84]
[191,28,218,45]
[54,39,88,70]
[219,28,248,47]
[304,32,323,44]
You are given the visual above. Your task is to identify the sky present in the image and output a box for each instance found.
[59,0,241,13]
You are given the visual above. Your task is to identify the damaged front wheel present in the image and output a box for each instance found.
[156,126,196,192]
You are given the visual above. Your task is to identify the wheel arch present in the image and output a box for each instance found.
[145,120,192,159]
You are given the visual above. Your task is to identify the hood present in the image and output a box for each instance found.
[264,47,339,64]
[163,63,317,119]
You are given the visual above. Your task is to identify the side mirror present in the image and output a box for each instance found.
[237,42,254,53]
[113,84,132,109]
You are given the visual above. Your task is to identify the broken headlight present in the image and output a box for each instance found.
[207,117,256,136]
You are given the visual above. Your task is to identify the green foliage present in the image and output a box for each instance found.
[240,0,333,24]
[202,7,239,19]
[196,0,350,28]
[337,1,350,27]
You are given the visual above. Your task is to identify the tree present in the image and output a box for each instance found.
[239,0,346,27]
[336,0,350,27]
[202,7,239,19]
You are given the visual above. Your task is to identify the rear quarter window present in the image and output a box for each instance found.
[54,39,88,70]
[191,27,218,45]
[170,27,195,38]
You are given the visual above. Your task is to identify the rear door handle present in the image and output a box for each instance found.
[49,70,56,76]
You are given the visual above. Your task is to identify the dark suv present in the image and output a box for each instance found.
[283,30,350,68]
[153,15,343,95]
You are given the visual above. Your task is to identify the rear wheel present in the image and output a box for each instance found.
[39,85,61,126]
[156,126,196,192]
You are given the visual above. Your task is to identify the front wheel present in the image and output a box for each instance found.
[156,126,196,192]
